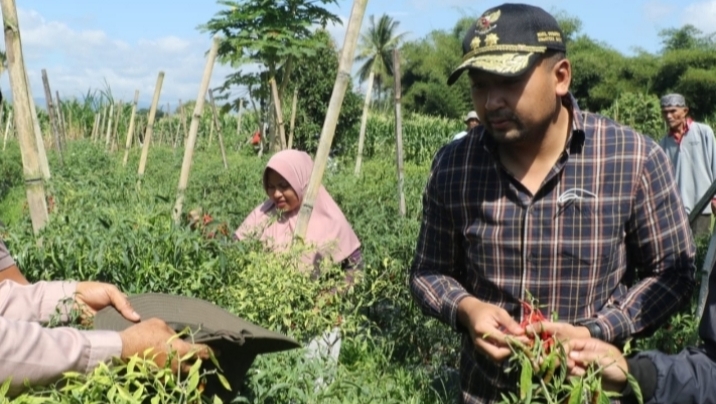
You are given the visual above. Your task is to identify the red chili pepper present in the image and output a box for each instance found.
[519,300,555,351]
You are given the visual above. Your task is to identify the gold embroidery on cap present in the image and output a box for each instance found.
[461,45,546,62]
[536,31,563,43]
[484,33,499,47]
[468,53,533,74]
[475,9,501,35]
[470,36,481,50]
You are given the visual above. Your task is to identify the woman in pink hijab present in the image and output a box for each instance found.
[235,150,363,277]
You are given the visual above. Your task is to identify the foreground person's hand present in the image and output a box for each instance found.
[119,318,211,373]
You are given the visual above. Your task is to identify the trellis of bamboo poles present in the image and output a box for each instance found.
[208,89,228,169]
[293,0,367,239]
[137,71,165,179]
[1,0,49,233]
[122,90,140,167]
[172,36,219,224]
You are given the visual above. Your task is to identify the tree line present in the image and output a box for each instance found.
[200,1,716,148]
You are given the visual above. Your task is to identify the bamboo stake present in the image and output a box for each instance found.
[56,91,67,143]
[1,0,49,232]
[2,111,12,151]
[96,105,107,143]
[392,49,406,217]
[111,100,122,152]
[208,112,214,146]
[104,103,114,150]
[137,71,165,177]
[90,112,99,142]
[172,36,219,224]
[354,70,374,175]
[40,69,62,164]
[258,122,265,158]
[236,99,243,141]
[123,90,139,166]
[208,89,228,169]
[269,77,287,150]
[179,99,187,145]
[288,87,298,149]
[27,73,50,180]
[294,0,367,240]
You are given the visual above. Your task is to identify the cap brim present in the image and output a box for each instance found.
[93,293,301,355]
[447,52,541,85]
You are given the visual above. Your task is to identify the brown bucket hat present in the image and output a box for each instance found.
[94,293,301,402]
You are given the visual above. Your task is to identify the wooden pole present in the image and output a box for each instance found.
[104,102,114,150]
[90,112,99,142]
[288,87,298,149]
[208,112,214,146]
[294,0,367,240]
[269,77,287,150]
[55,91,67,143]
[96,105,106,143]
[2,110,12,151]
[236,99,243,140]
[179,98,187,146]
[208,89,228,169]
[137,71,165,177]
[40,69,63,164]
[111,100,122,152]
[122,90,139,166]
[26,73,50,180]
[1,0,49,232]
[392,49,406,217]
[172,36,219,224]
[354,70,374,175]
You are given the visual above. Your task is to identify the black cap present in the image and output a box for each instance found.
[447,3,566,85]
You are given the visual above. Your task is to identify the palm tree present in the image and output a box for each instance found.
[354,14,407,175]
[356,14,407,103]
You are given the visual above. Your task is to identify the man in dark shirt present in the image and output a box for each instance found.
[409,3,695,403]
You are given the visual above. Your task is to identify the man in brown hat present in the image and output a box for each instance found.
[409,3,695,403]
[658,93,716,238]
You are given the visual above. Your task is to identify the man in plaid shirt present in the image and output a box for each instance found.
[409,4,696,403]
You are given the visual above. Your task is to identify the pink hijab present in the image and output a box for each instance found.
[235,150,361,265]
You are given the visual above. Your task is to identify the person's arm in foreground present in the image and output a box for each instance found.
[566,338,716,404]
[408,151,524,362]
[0,280,208,397]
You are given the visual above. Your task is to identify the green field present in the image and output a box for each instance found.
[0,103,708,403]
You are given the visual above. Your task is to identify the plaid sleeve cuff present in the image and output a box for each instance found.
[443,289,472,332]
[592,309,632,343]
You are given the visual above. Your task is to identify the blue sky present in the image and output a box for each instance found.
[4,0,715,109]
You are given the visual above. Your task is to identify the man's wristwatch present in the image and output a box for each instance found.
[578,321,605,341]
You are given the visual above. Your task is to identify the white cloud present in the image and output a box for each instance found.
[642,0,675,22]
[1,8,240,110]
[0,8,374,111]
[682,0,716,33]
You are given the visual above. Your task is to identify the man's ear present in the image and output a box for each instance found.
[684,107,690,116]
[553,58,571,97]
